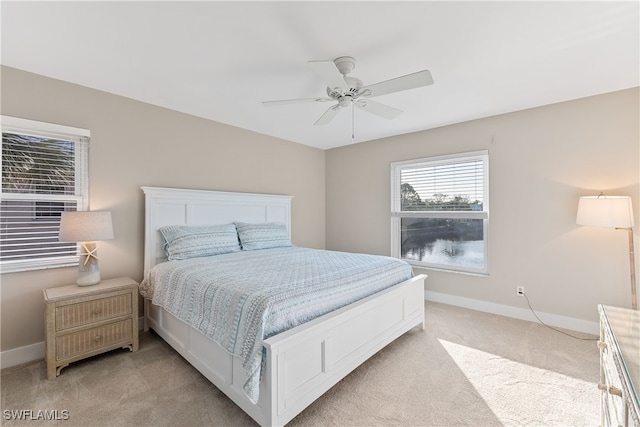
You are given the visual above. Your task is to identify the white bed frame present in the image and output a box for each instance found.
[141,186,426,426]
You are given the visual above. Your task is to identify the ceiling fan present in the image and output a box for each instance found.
[262,56,434,129]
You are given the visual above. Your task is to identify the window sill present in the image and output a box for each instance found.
[409,262,489,277]
[1,257,78,274]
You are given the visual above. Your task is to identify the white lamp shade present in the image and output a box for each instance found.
[59,211,114,242]
[576,196,634,228]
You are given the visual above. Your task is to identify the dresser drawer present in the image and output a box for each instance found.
[55,318,134,360]
[55,293,132,331]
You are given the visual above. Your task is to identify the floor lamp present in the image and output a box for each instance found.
[576,194,636,310]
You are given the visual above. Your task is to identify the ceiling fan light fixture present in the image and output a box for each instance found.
[338,96,352,108]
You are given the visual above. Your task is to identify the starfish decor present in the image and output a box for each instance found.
[80,242,100,266]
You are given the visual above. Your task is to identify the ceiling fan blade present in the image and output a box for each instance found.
[308,60,349,93]
[314,105,341,126]
[263,97,332,106]
[354,99,402,120]
[359,70,433,98]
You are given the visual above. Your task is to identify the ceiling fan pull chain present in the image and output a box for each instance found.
[351,101,355,144]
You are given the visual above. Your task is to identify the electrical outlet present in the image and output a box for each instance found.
[517,286,525,296]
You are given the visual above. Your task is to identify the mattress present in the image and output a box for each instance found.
[140,246,413,402]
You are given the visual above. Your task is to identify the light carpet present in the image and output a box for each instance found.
[1,302,600,426]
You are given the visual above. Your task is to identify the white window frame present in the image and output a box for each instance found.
[391,150,489,275]
[1,116,90,273]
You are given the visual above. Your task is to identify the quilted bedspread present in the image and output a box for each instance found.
[140,246,414,403]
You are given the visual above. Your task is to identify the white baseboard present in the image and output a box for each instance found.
[0,341,45,370]
[1,317,147,370]
[425,290,599,335]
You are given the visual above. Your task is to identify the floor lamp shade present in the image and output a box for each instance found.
[59,211,114,286]
[576,196,634,228]
[576,195,637,310]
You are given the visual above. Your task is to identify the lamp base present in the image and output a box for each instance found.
[76,268,101,286]
[76,242,101,286]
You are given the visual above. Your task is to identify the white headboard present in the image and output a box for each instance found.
[141,187,292,276]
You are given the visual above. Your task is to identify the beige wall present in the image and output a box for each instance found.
[1,64,638,354]
[326,88,639,323]
[0,66,326,352]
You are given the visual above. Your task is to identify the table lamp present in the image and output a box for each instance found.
[576,194,636,310]
[59,211,114,286]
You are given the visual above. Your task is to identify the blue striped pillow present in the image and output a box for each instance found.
[235,222,291,251]
[160,223,241,260]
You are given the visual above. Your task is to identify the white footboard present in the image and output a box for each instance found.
[145,274,425,426]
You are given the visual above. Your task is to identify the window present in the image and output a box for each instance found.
[391,150,489,274]
[1,116,90,273]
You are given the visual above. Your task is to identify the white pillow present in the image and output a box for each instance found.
[160,223,240,260]
[235,222,291,251]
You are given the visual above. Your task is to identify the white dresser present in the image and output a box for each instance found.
[598,305,639,427]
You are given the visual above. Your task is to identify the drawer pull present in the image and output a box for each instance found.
[94,335,102,342]
[597,383,623,397]
[93,308,102,315]
[608,385,622,397]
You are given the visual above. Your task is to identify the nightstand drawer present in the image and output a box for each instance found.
[56,318,134,360]
[55,293,133,331]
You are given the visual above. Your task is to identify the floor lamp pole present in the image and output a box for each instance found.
[628,228,637,310]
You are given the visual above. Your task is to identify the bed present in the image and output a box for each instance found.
[140,186,427,426]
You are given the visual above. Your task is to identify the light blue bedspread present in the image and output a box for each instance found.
[140,246,413,403]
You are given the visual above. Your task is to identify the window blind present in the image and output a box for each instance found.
[0,199,78,262]
[400,158,484,211]
[1,117,89,272]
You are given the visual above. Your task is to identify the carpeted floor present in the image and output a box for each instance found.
[1,302,600,426]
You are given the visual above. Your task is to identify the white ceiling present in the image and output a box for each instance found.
[2,1,638,150]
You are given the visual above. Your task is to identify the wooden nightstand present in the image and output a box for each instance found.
[44,277,139,380]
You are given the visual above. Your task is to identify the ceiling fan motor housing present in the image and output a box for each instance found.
[326,75,363,106]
